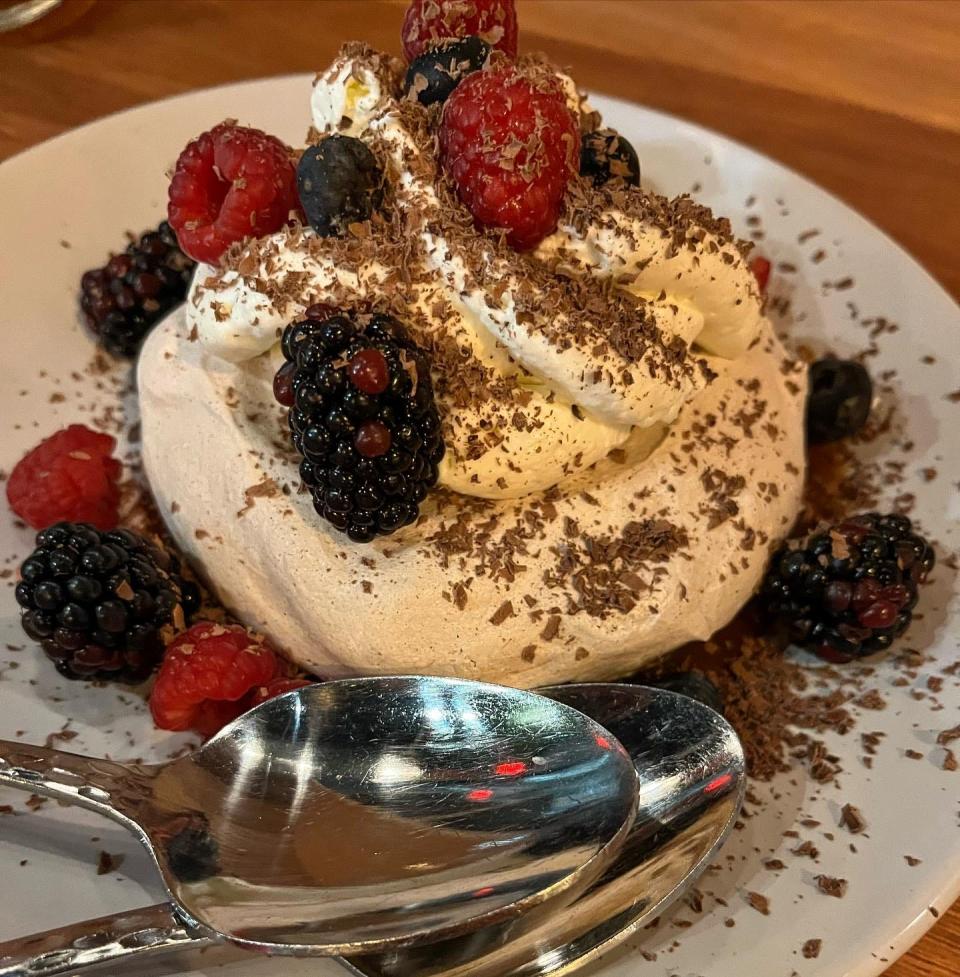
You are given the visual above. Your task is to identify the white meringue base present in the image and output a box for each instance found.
[139,308,806,687]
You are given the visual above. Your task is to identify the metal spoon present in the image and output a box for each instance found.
[0,683,742,977]
[0,676,639,964]
[345,683,744,977]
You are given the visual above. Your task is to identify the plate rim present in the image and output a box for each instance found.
[0,72,958,977]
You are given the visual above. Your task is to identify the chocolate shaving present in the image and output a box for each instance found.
[815,875,848,898]
[745,891,770,915]
[96,850,125,876]
[238,476,280,517]
[802,939,823,959]
[489,600,515,626]
[839,803,867,834]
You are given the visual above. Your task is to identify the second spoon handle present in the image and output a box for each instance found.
[0,902,214,977]
[0,739,145,823]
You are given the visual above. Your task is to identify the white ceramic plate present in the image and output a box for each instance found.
[0,76,958,977]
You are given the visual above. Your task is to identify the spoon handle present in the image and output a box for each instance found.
[0,739,141,822]
[0,902,214,977]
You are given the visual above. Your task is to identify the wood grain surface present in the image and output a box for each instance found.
[1,2,958,974]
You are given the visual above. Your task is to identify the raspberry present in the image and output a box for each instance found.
[150,622,278,736]
[401,0,518,62]
[440,65,579,250]
[750,255,771,294]
[167,123,298,265]
[7,426,122,530]
[248,677,313,708]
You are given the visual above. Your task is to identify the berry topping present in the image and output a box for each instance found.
[806,357,873,443]
[273,360,297,407]
[248,677,314,708]
[150,623,278,737]
[401,0,517,62]
[296,136,384,237]
[348,348,390,395]
[7,425,122,530]
[16,523,198,682]
[440,64,579,250]
[750,255,771,294]
[404,36,491,106]
[762,512,935,663]
[356,420,392,458]
[167,122,298,264]
[80,221,196,358]
[579,129,641,188]
[277,309,445,543]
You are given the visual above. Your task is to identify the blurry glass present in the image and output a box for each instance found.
[0,0,96,36]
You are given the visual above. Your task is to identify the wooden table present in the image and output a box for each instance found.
[1,1,958,974]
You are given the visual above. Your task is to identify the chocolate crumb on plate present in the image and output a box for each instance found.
[96,850,125,876]
[815,875,848,898]
[855,689,887,710]
[746,891,770,915]
[802,938,823,959]
[936,724,960,746]
[839,803,867,834]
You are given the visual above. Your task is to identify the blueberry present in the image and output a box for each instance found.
[806,358,873,443]
[296,136,384,237]
[580,129,641,188]
[404,36,491,107]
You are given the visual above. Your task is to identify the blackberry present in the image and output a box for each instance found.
[16,523,199,682]
[580,129,641,188]
[276,308,445,543]
[807,357,873,443]
[296,136,385,237]
[762,512,935,662]
[80,221,195,358]
[404,36,491,106]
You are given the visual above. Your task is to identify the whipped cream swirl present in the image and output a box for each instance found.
[186,47,762,500]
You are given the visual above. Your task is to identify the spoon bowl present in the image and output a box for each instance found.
[0,677,639,956]
[0,683,742,977]
[345,683,744,977]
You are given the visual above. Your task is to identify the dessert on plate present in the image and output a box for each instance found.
[138,44,808,686]
[8,0,934,739]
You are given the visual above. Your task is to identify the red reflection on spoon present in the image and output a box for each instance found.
[466,788,494,802]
